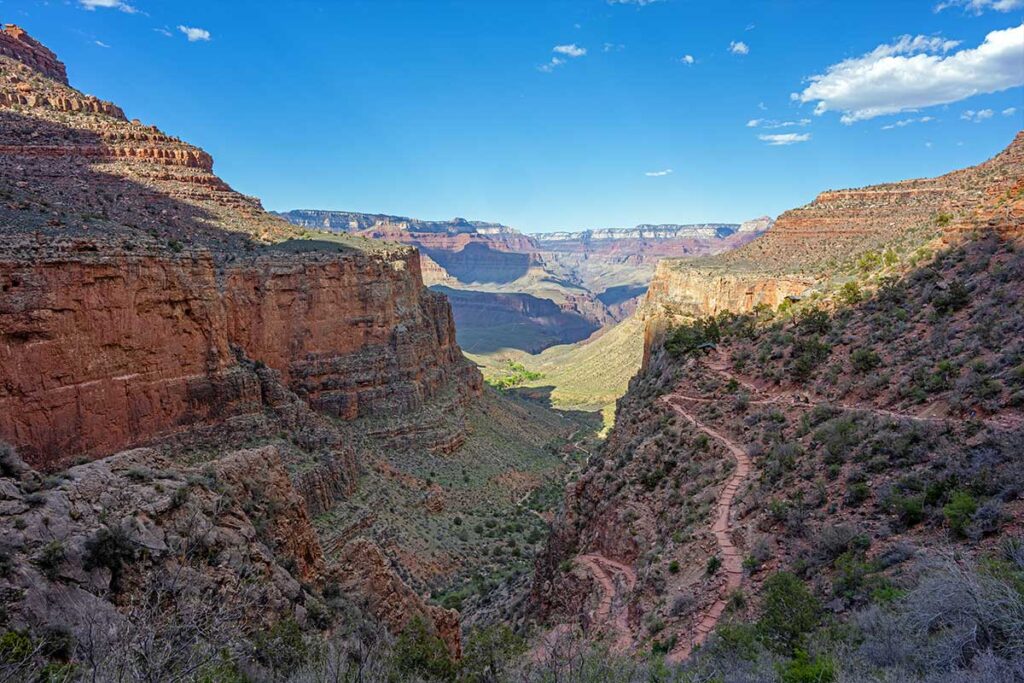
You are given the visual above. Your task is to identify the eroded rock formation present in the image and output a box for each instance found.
[0,26,475,656]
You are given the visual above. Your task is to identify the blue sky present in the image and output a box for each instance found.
[6,0,1024,231]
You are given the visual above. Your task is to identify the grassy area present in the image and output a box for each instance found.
[314,388,585,602]
[468,314,645,432]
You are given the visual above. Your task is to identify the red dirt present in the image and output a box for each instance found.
[660,392,751,664]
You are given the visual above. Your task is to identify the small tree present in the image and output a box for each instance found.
[757,572,821,655]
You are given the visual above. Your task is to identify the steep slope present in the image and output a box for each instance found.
[0,25,501,669]
[279,210,767,355]
[640,136,1024,350]
[531,134,1024,671]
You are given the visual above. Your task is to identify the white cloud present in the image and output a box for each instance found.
[603,43,625,52]
[645,169,673,177]
[795,25,1024,124]
[961,108,995,122]
[935,0,1024,13]
[758,101,768,111]
[538,57,565,73]
[154,27,173,37]
[1003,107,1019,116]
[729,40,750,55]
[79,0,137,13]
[94,40,111,48]
[681,54,695,65]
[608,0,662,5]
[881,115,935,129]
[759,133,811,145]
[553,43,586,58]
[747,118,811,129]
[178,25,211,42]
[745,23,756,31]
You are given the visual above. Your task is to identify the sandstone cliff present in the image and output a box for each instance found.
[531,135,1024,663]
[638,133,1024,361]
[0,26,479,658]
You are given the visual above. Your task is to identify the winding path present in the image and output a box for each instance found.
[659,394,751,664]
[576,553,637,653]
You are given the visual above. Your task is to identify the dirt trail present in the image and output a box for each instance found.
[707,355,1024,429]
[576,553,637,653]
[531,551,638,661]
[660,393,750,664]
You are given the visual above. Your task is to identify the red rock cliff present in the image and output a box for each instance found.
[0,30,480,469]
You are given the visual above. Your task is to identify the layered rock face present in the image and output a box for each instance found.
[0,34,478,468]
[639,134,1024,357]
[0,27,476,657]
[280,210,767,353]
[0,24,66,84]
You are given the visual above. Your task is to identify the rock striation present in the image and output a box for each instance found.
[0,26,476,656]
[638,133,1024,359]
[0,31,479,468]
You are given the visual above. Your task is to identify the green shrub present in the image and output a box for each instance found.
[706,555,722,575]
[777,651,836,683]
[254,618,308,673]
[668,560,680,574]
[84,527,137,589]
[392,616,455,681]
[757,572,821,655]
[932,280,970,315]
[665,317,721,357]
[838,281,863,305]
[944,491,978,538]
[34,541,65,581]
[850,348,881,373]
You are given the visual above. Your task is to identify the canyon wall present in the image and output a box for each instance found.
[638,133,1024,362]
[0,35,479,469]
[0,26,475,656]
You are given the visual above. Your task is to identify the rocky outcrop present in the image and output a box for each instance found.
[0,32,480,469]
[331,538,462,658]
[0,27,482,661]
[0,24,66,84]
[0,445,321,649]
[638,133,1024,362]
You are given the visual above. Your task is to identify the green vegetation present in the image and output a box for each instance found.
[485,360,544,390]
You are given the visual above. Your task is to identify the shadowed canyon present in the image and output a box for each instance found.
[0,18,1023,683]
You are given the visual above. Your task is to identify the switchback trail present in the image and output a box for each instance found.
[531,552,638,662]
[706,355,1024,430]
[576,553,637,654]
[659,393,750,664]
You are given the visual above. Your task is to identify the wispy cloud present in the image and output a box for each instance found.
[759,133,811,146]
[608,0,662,5]
[1003,107,1019,116]
[645,169,673,177]
[94,40,111,48]
[553,44,586,58]
[729,40,749,55]
[79,0,137,13]
[795,25,1024,123]
[539,44,586,72]
[603,43,625,53]
[961,108,995,122]
[154,27,173,37]
[178,25,211,42]
[680,54,695,65]
[935,0,1024,13]
[881,115,935,129]
[747,118,811,129]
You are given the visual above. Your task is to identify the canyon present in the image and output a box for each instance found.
[280,209,770,355]
[0,17,1022,683]
[0,25,579,674]
[529,131,1024,676]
